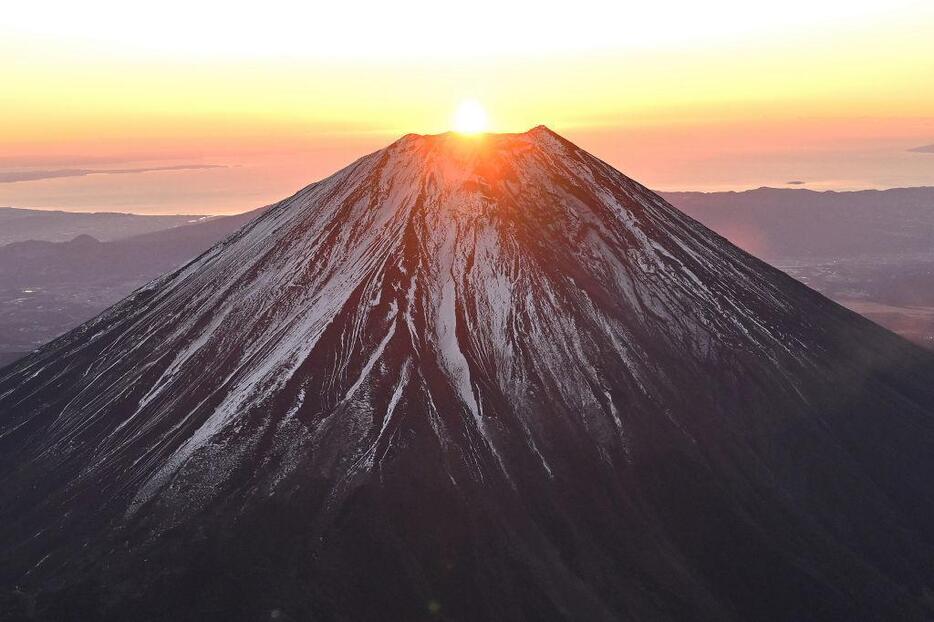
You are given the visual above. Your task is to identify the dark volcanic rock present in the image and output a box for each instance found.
[3,128,934,621]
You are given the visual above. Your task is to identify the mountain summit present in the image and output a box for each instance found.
[3,127,934,621]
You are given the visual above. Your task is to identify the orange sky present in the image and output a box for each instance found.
[1,0,933,214]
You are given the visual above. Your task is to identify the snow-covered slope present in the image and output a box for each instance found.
[3,127,934,621]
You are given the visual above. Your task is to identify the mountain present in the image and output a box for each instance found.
[0,208,265,364]
[3,127,934,621]
[662,186,934,262]
[0,206,212,246]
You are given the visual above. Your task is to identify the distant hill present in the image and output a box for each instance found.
[0,207,265,362]
[663,186,934,262]
[664,187,934,348]
[0,206,212,246]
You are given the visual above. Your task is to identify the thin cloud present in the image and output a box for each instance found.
[908,144,934,154]
[0,164,226,184]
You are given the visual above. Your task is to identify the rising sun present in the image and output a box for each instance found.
[452,99,488,134]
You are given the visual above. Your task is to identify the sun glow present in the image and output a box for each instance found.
[453,100,488,135]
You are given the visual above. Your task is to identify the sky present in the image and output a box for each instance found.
[1,0,933,214]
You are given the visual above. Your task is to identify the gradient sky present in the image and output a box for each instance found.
[2,0,933,214]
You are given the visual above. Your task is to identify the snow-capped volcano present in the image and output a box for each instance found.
[3,127,934,621]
